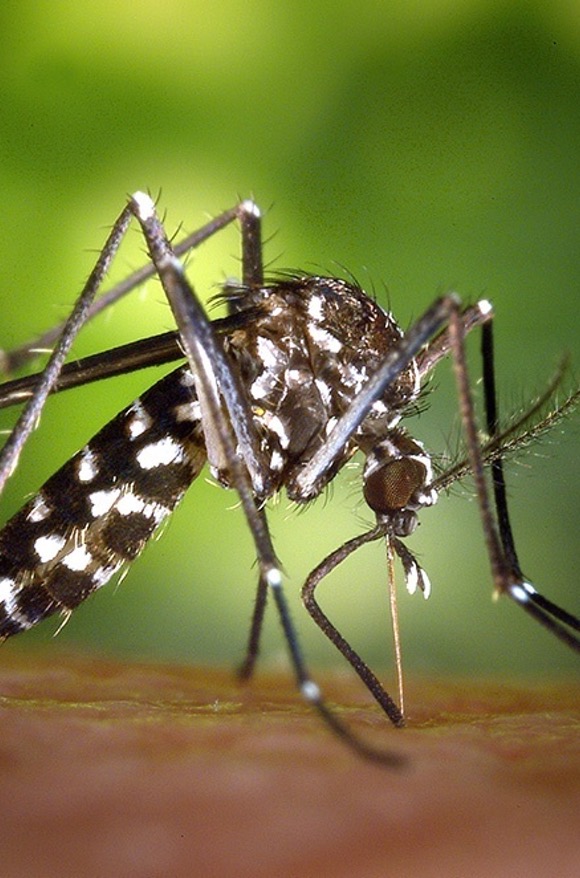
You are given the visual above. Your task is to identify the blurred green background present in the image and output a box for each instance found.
[0,1,578,686]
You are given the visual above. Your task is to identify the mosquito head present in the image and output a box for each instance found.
[362,432,437,537]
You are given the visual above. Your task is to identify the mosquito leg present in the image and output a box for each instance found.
[0,302,262,410]
[301,527,405,727]
[130,193,271,499]
[480,322,580,649]
[0,197,246,486]
[238,198,263,288]
[237,572,269,680]
[0,203,136,497]
[0,201,255,377]
[131,193,405,763]
[449,303,580,649]
[432,361,580,494]
[480,320,521,578]
[0,332,184,410]
[135,249,280,680]
[416,300,493,380]
[286,295,469,721]
[273,573,406,765]
[234,199,271,681]
[446,301,511,597]
[0,190,279,685]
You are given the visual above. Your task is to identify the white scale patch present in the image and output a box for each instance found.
[308,325,342,353]
[240,199,261,218]
[27,494,51,523]
[405,562,432,600]
[136,437,186,470]
[180,370,195,388]
[250,371,277,402]
[174,401,201,423]
[126,401,153,439]
[62,545,94,572]
[77,447,99,482]
[89,488,121,518]
[409,361,421,398]
[116,492,168,523]
[315,378,332,407]
[509,583,530,604]
[91,563,122,589]
[324,417,338,437]
[0,577,30,628]
[343,362,367,390]
[0,576,17,604]
[416,486,438,507]
[478,298,493,317]
[262,412,290,449]
[269,449,285,472]
[34,534,66,563]
[132,190,155,221]
[307,294,324,321]
[254,338,286,400]
[301,680,321,702]
[256,335,283,370]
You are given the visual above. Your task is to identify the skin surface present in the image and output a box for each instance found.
[0,652,577,878]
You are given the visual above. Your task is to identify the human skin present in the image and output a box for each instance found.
[0,652,577,878]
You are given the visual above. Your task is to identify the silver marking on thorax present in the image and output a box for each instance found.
[307,294,324,321]
[308,324,342,353]
[256,335,284,370]
[261,412,290,449]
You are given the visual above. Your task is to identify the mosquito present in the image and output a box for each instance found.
[0,193,577,764]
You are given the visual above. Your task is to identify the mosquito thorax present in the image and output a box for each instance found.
[225,274,423,502]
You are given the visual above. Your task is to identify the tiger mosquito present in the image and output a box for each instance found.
[0,193,578,764]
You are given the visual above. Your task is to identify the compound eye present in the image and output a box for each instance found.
[363,457,426,514]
